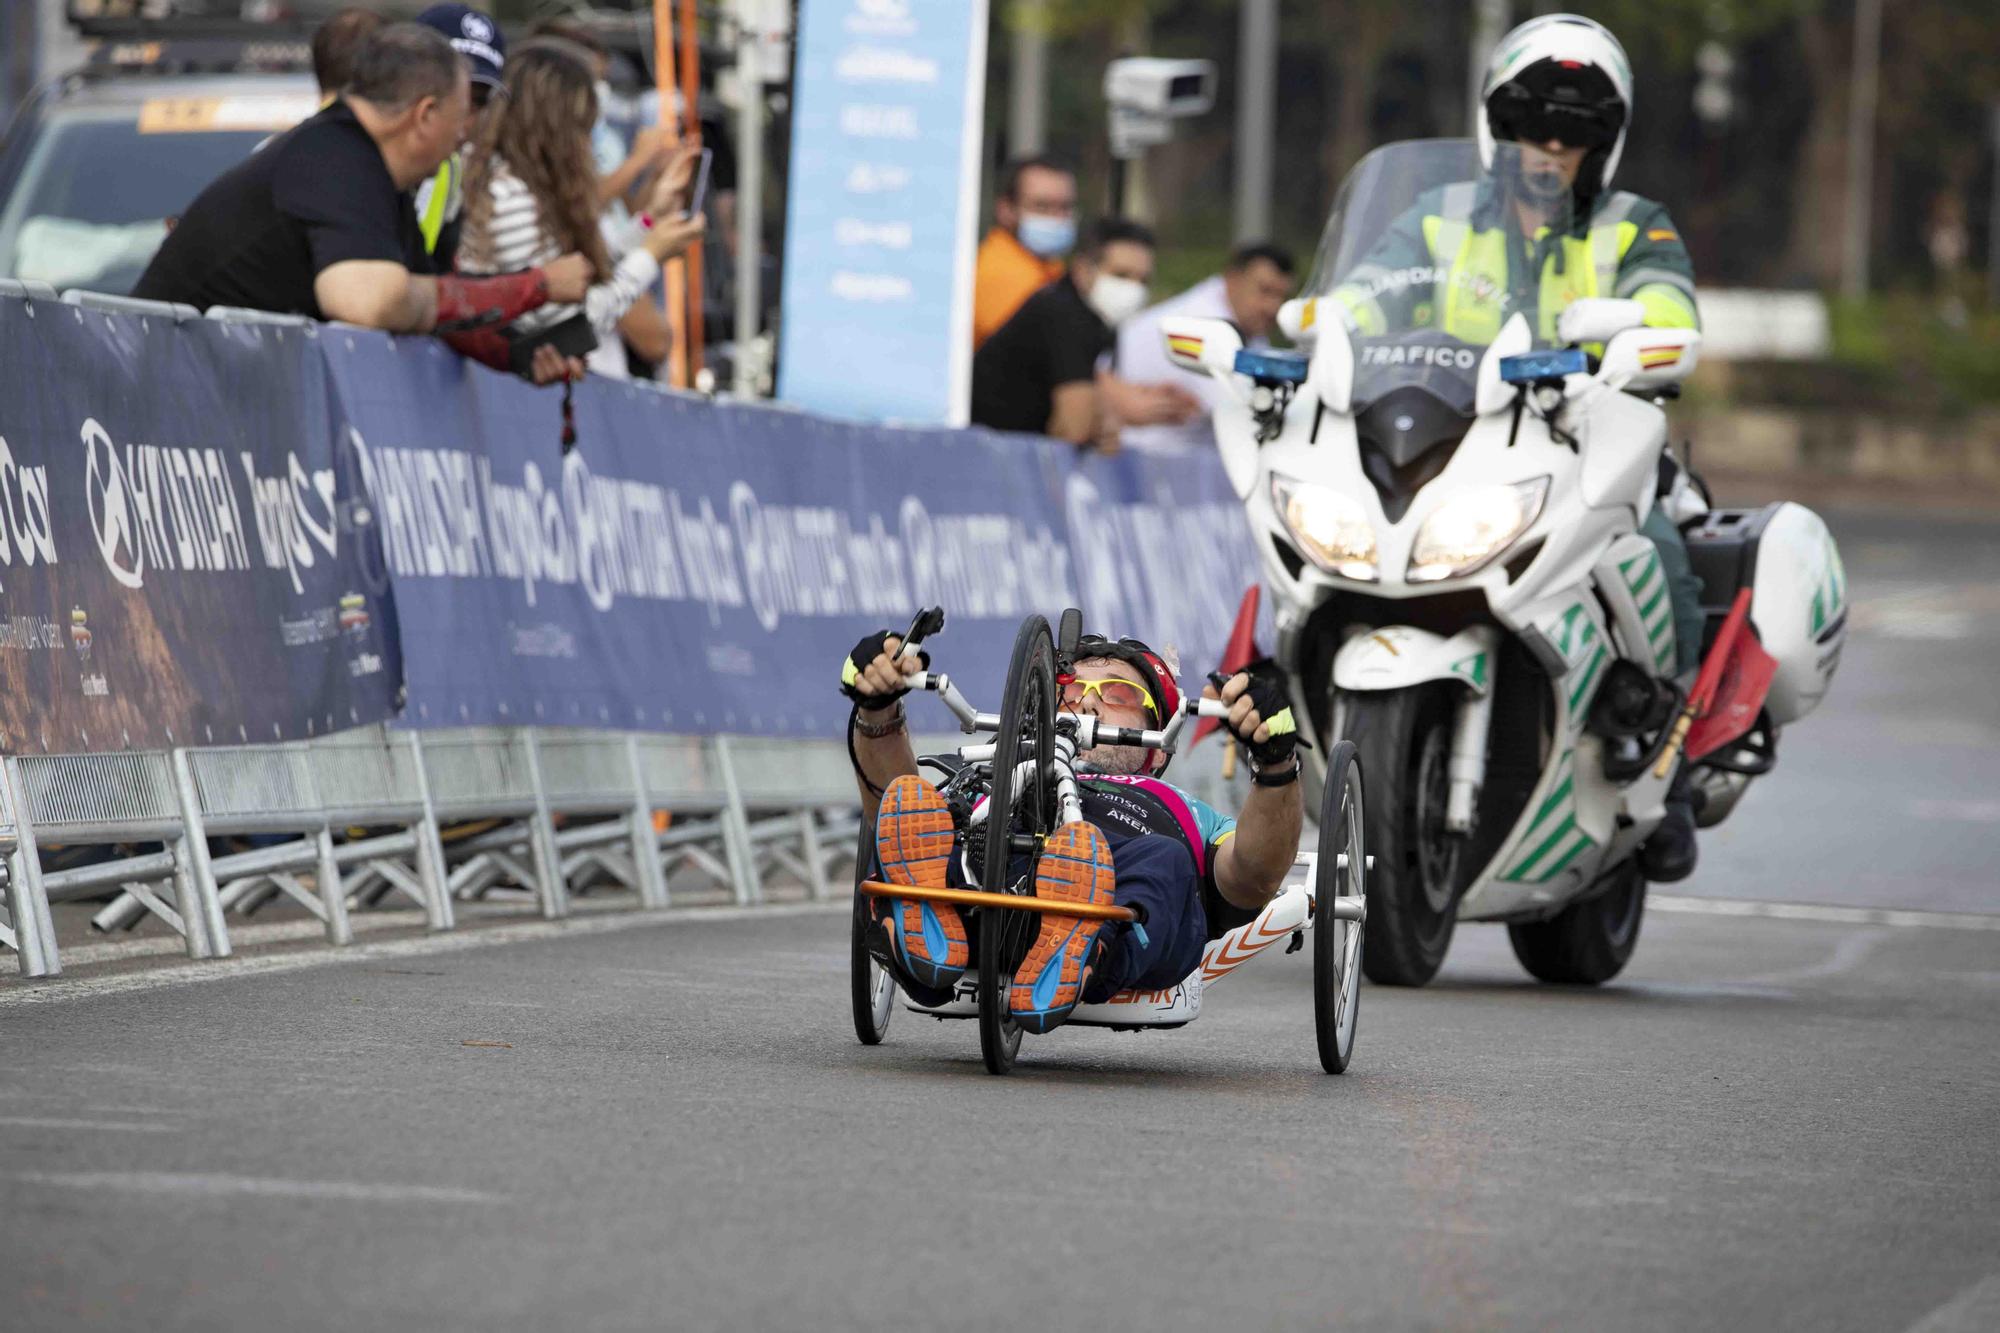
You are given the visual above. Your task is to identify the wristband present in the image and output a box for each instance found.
[639,213,655,230]
[1251,761,1300,789]
[852,703,907,738]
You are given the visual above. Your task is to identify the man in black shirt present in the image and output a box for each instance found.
[970,218,1197,447]
[134,24,589,379]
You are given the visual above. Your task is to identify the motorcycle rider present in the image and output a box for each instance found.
[1331,14,1704,881]
[841,629,1304,1033]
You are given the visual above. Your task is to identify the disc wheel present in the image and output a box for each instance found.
[1507,860,1647,985]
[976,615,1058,1075]
[1343,684,1463,987]
[849,819,895,1045]
[1313,740,1366,1073]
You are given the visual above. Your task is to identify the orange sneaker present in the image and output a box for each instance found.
[1009,821,1116,1033]
[874,775,967,991]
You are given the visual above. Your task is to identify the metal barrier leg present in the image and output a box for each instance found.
[799,809,831,902]
[403,732,455,932]
[2,758,59,979]
[169,749,231,960]
[712,736,763,906]
[315,827,353,946]
[522,730,569,920]
[624,736,669,910]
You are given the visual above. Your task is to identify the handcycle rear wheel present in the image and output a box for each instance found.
[849,819,895,1045]
[977,615,1059,1075]
[1314,740,1367,1074]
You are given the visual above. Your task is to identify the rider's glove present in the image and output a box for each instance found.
[1210,658,1304,770]
[840,630,929,708]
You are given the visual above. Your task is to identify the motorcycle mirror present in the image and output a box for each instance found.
[1160,315,1241,378]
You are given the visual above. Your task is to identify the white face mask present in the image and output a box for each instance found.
[1087,273,1149,327]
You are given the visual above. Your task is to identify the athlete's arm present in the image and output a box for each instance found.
[1205,670,1304,909]
[845,634,922,829]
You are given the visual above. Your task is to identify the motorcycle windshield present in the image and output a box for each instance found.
[1305,139,1579,412]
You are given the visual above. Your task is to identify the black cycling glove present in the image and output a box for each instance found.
[840,630,929,707]
[1209,658,1304,769]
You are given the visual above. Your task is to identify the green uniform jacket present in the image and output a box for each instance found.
[1332,181,1699,343]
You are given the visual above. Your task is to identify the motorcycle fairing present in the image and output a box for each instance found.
[1331,624,1496,696]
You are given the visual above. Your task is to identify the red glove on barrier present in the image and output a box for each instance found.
[434,270,552,371]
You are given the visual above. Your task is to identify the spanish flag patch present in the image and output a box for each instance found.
[1647,228,1679,242]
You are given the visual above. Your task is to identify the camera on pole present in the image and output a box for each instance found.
[1103,56,1216,213]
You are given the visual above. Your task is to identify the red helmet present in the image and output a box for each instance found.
[1068,633,1183,774]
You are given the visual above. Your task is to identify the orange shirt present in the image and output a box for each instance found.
[973,227,1064,349]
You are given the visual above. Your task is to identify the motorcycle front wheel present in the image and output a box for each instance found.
[1343,684,1463,987]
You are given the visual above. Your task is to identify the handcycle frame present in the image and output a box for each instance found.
[851,609,1370,1076]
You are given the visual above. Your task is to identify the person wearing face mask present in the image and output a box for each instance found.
[970,218,1198,448]
[1117,241,1298,454]
[972,156,1078,349]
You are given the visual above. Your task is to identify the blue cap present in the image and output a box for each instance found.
[414,4,506,89]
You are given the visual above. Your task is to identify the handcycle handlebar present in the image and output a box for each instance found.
[900,668,1232,752]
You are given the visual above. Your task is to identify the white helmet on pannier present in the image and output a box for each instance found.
[1478,14,1634,201]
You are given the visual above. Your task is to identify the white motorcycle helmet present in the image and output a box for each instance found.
[1477,14,1634,202]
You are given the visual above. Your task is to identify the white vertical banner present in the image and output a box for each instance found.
[778,0,990,426]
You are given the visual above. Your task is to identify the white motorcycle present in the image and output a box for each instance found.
[1161,140,1846,987]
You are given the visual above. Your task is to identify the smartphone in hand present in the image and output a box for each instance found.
[682,147,714,221]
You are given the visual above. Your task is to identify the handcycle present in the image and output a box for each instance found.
[848,607,1370,1076]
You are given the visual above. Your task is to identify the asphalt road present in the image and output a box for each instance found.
[1,502,1996,1332]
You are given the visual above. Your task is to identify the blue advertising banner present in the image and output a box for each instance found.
[322,335,1260,739]
[0,297,403,752]
[777,0,989,426]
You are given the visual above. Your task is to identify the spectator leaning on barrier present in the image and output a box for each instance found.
[973,155,1076,349]
[971,217,1197,449]
[311,6,386,104]
[410,3,506,268]
[526,21,678,375]
[1116,241,1297,454]
[455,42,706,382]
[133,23,592,385]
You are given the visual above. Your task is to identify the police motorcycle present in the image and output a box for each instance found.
[1159,139,1846,987]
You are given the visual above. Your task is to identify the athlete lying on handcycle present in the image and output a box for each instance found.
[842,624,1305,1034]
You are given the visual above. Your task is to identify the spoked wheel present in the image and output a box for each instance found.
[1344,684,1463,987]
[1313,740,1367,1074]
[976,615,1059,1075]
[1507,860,1647,985]
[849,818,895,1045]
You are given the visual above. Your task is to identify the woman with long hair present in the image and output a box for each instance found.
[457,40,703,380]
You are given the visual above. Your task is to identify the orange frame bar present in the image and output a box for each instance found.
[859,880,1139,923]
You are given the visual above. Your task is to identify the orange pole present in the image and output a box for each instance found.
[858,880,1141,923]
[653,0,689,387]
[677,0,706,379]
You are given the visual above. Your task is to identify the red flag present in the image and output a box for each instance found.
[1193,586,1262,747]
[1686,619,1778,761]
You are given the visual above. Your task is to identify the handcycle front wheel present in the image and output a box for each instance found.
[977,614,1059,1075]
[850,819,895,1045]
[1314,740,1366,1074]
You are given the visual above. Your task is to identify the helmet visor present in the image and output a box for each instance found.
[1487,94,1620,150]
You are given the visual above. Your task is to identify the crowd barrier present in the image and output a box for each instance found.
[0,281,1262,980]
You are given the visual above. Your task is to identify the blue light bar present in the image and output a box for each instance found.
[1233,349,1311,384]
[1498,348,1590,384]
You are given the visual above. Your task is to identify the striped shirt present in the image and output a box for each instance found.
[458,163,660,380]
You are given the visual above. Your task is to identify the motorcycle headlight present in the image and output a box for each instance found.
[1407,478,1549,583]
[1272,475,1377,580]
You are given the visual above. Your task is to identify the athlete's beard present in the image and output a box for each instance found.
[1076,743,1150,776]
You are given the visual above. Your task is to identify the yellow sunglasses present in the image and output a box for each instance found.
[1060,676,1157,714]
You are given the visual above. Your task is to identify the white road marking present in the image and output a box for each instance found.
[1650,894,2000,931]
[1908,799,2000,823]
[11,1170,502,1205]
[0,902,845,1009]
[0,1115,171,1133]
[1901,1273,2000,1333]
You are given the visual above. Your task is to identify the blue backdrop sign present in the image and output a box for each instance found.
[0,297,403,753]
[0,294,1263,750]
[777,0,989,426]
